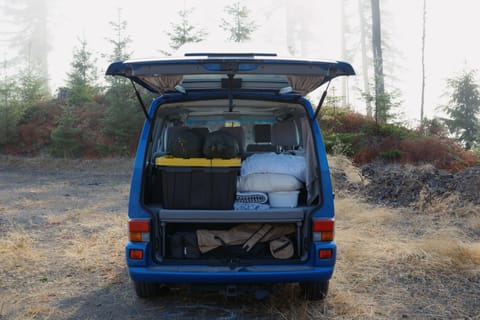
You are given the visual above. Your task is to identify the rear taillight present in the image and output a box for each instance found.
[312,219,334,242]
[129,249,144,260]
[318,249,333,259]
[128,219,150,242]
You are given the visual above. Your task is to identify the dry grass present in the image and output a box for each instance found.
[0,209,127,320]
[329,155,364,185]
[330,197,480,319]
[0,157,478,319]
[0,226,38,270]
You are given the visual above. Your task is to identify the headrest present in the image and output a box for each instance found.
[220,126,245,153]
[254,124,271,143]
[271,120,299,146]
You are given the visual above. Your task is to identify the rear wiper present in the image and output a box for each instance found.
[131,80,150,121]
[312,80,331,121]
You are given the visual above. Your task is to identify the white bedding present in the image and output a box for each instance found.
[240,153,306,182]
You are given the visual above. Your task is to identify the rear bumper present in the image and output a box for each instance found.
[126,241,336,284]
[127,264,334,284]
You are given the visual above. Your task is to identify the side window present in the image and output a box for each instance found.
[150,117,169,157]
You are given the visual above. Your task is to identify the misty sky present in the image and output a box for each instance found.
[3,0,480,125]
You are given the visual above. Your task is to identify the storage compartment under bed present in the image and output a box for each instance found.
[154,209,309,263]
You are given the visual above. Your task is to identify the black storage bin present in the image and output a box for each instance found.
[156,157,240,210]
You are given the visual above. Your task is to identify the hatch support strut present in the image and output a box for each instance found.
[312,80,331,121]
[130,80,150,121]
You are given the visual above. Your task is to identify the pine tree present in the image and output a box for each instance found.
[106,10,132,62]
[18,65,49,109]
[167,8,207,51]
[103,12,144,155]
[50,106,80,157]
[0,62,21,145]
[442,69,480,150]
[66,38,98,107]
[50,37,99,157]
[347,0,401,121]
[1,0,50,87]
[220,1,258,42]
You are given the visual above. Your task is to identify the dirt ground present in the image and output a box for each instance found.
[0,156,479,320]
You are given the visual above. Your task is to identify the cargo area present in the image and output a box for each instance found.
[154,220,307,262]
[141,99,323,264]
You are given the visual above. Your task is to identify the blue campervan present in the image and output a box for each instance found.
[106,53,355,300]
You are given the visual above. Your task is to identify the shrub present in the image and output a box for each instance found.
[379,149,402,161]
[50,107,81,158]
[15,101,62,154]
[361,122,413,139]
[399,137,478,172]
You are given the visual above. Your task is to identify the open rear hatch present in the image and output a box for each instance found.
[105,52,355,95]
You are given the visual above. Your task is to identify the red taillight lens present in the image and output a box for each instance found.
[128,219,150,242]
[313,220,334,232]
[129,249,144,260]
[312,219,334,242]
[129,220,150,232]
[319,249,333,259]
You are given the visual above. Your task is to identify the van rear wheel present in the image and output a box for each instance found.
[133,281,160,298]
[302,280,329,301]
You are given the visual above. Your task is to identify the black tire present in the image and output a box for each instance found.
[133,281,160,298]
[302,280,329,301]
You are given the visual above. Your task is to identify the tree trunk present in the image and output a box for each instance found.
[370,0,385,124]
[420,0,427,131]
[359,0,372,117]
[340,0,348,107]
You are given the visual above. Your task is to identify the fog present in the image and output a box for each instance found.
[2,0,480,124]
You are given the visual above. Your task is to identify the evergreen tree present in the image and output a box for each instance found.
[66,37,98,107]
[18,64,49,109]
[344,0,401,121]
[50,106,80,157]
[0,57,49,147]
[14,63,50,129]
[0,64,21,145]
[50,37,99,157]
[1,0,50,87]
[103,12,144,154]
[442,69,480,150]
[220,1,258,42]
[106,10,132,62]
[167,8,207,51]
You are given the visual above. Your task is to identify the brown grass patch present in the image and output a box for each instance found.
[1,158,478,319]
[333,197,479,318]
[0,226,38,269]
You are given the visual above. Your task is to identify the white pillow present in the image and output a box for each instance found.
[237,173,303,193]
[240,152,306,182]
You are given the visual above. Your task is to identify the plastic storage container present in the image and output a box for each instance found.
[268,191,300,208]
[155,156,241,210]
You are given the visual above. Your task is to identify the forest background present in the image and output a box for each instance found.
[0,0,479,167]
